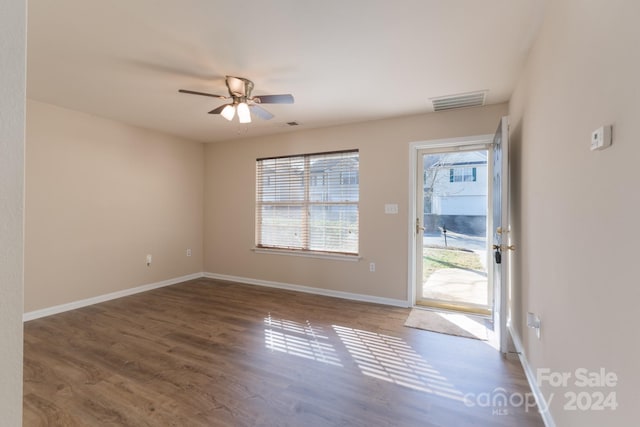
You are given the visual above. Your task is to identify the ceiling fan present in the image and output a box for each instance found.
[179,76,294,123]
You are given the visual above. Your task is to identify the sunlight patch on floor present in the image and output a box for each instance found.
[264,314,342,367]
[332,325,465,401]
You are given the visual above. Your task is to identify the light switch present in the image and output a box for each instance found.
[384,204,398,214]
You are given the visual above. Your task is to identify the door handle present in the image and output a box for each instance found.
[416,218,425,234]
[492,244,516,251]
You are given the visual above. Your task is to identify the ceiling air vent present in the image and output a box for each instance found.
[430,91,487,112]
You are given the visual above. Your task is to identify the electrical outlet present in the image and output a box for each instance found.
[369,262,375,272]
[527,312,541,339]
[186,248,192,257]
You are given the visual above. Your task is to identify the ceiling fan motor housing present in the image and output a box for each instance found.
[226,76,254,99]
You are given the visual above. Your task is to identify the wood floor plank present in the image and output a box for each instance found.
[24,278,544,426]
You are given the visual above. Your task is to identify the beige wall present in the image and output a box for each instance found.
[25,100,204,312]
[0,0,25,423]
[509,1,639,425]
[24,100,506,308]
[204,104,507,301]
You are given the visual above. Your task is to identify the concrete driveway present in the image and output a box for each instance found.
[421,231,490,305]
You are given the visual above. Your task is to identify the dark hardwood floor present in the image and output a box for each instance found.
[23,278,544,426]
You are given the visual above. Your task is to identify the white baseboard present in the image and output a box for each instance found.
[204,272,410,308]
[23,272,409,321]
[23,272,204,322]
[509,325,556,427]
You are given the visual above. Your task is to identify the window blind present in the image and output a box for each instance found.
[256,150,359,255]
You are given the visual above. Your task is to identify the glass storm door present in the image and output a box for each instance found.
[492,116,510,354]
[416,146,491,315]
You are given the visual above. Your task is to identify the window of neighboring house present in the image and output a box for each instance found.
[256,150,359,255]
[310,174,327,187]
[340,170,359,185]
[449,167,477,182]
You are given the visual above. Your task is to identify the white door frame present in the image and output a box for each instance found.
[407,134,494,307]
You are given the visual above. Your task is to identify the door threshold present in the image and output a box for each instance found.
[416,300,492,317]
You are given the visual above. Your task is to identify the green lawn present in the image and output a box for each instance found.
[423,247,484,281]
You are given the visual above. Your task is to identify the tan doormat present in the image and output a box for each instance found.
[404,308,489,340]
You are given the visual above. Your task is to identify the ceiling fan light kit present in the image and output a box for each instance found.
[220,104,236,121]
[179,76,294,124]
[237,102,251,123]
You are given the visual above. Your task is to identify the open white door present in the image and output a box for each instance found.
[492,116,510,354]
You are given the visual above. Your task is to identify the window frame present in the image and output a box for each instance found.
[255,149,360,257]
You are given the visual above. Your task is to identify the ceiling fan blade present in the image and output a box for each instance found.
[179,89,228,99]
[208,104,232,114]
[249,104,274,120]
[252,94,294,104]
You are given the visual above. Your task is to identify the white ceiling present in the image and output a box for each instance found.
[27,0,544,143]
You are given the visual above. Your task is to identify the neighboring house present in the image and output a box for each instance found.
[309,155,359,203]
[423,151,487,235]
[258,154,359,203]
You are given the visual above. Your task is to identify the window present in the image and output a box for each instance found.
[256,150,359,255]
[449,167,477,182]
